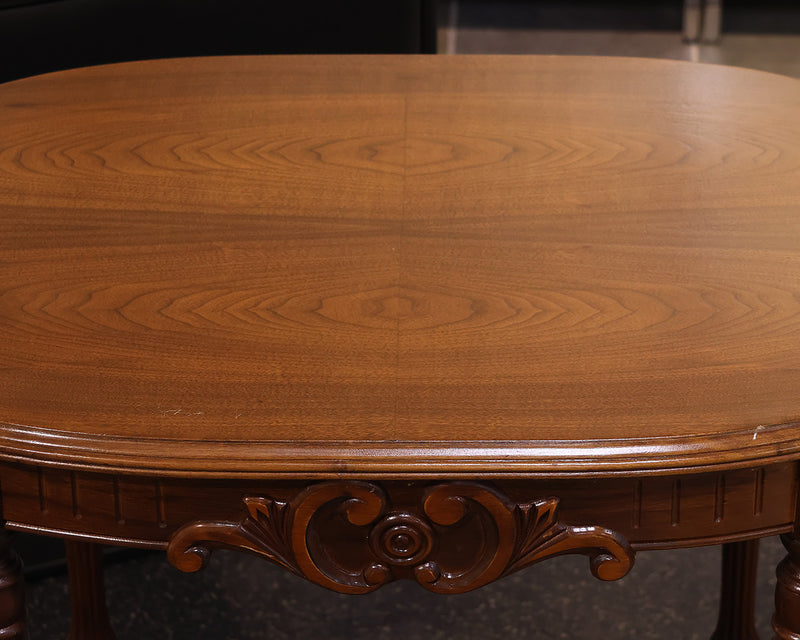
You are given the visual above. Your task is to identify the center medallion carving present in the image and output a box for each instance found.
[168,481,634,594]
[370,512,433,566]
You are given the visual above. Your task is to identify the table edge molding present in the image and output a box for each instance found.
[1,421,799,477]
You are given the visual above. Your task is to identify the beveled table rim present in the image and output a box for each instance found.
[1,420,799,478]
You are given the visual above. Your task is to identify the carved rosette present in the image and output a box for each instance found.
[168,482,634,594]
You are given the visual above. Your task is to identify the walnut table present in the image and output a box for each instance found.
[1,55,800,639]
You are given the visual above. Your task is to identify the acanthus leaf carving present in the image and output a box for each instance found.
[168,496,301,577]
[505,497,633,581]
[167,481,634,594]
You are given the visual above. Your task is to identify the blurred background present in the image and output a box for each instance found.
[2,0,800,82]
[440,0,800,77]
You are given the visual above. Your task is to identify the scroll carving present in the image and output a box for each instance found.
[168,495,300,577]
[167,481,634,594]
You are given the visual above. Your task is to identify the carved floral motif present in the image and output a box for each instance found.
[167,481,634,594]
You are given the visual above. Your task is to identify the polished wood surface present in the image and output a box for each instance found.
[3,55,800,478]
[2,55,800,638]
[774,535,800,639]
[65,541,115,640]
[711,540,760,640]
[2,56,800,478]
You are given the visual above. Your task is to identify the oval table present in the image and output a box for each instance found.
[1,55,800,639]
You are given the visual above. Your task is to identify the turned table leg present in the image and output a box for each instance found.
[773,534,800,640]
[0,528,26,638]
[711,540,759,640]
[65,541,116,640]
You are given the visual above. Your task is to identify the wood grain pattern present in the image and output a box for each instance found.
[1,56,800,477]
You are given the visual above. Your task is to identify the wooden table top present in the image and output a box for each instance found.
[1,55,800,478]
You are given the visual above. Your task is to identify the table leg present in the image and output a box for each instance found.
[65,541,116,640]
[0,528,26,638]
[683,0,703,42]
[773,534,800,640]
[711,540,759,640]
[701,0,723,43]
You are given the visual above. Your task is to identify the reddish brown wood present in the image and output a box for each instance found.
[773,534,800,639]
[711,540,759,640]
[1,465,795,551]
[166,481,633,593]
[65,540,116,640]
[0,529,25,639]
[1,57,800,478]
[0,54,799,634]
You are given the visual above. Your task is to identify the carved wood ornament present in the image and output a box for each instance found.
[167,482,634,594]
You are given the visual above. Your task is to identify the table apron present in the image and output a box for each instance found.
[1,462,795,550]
